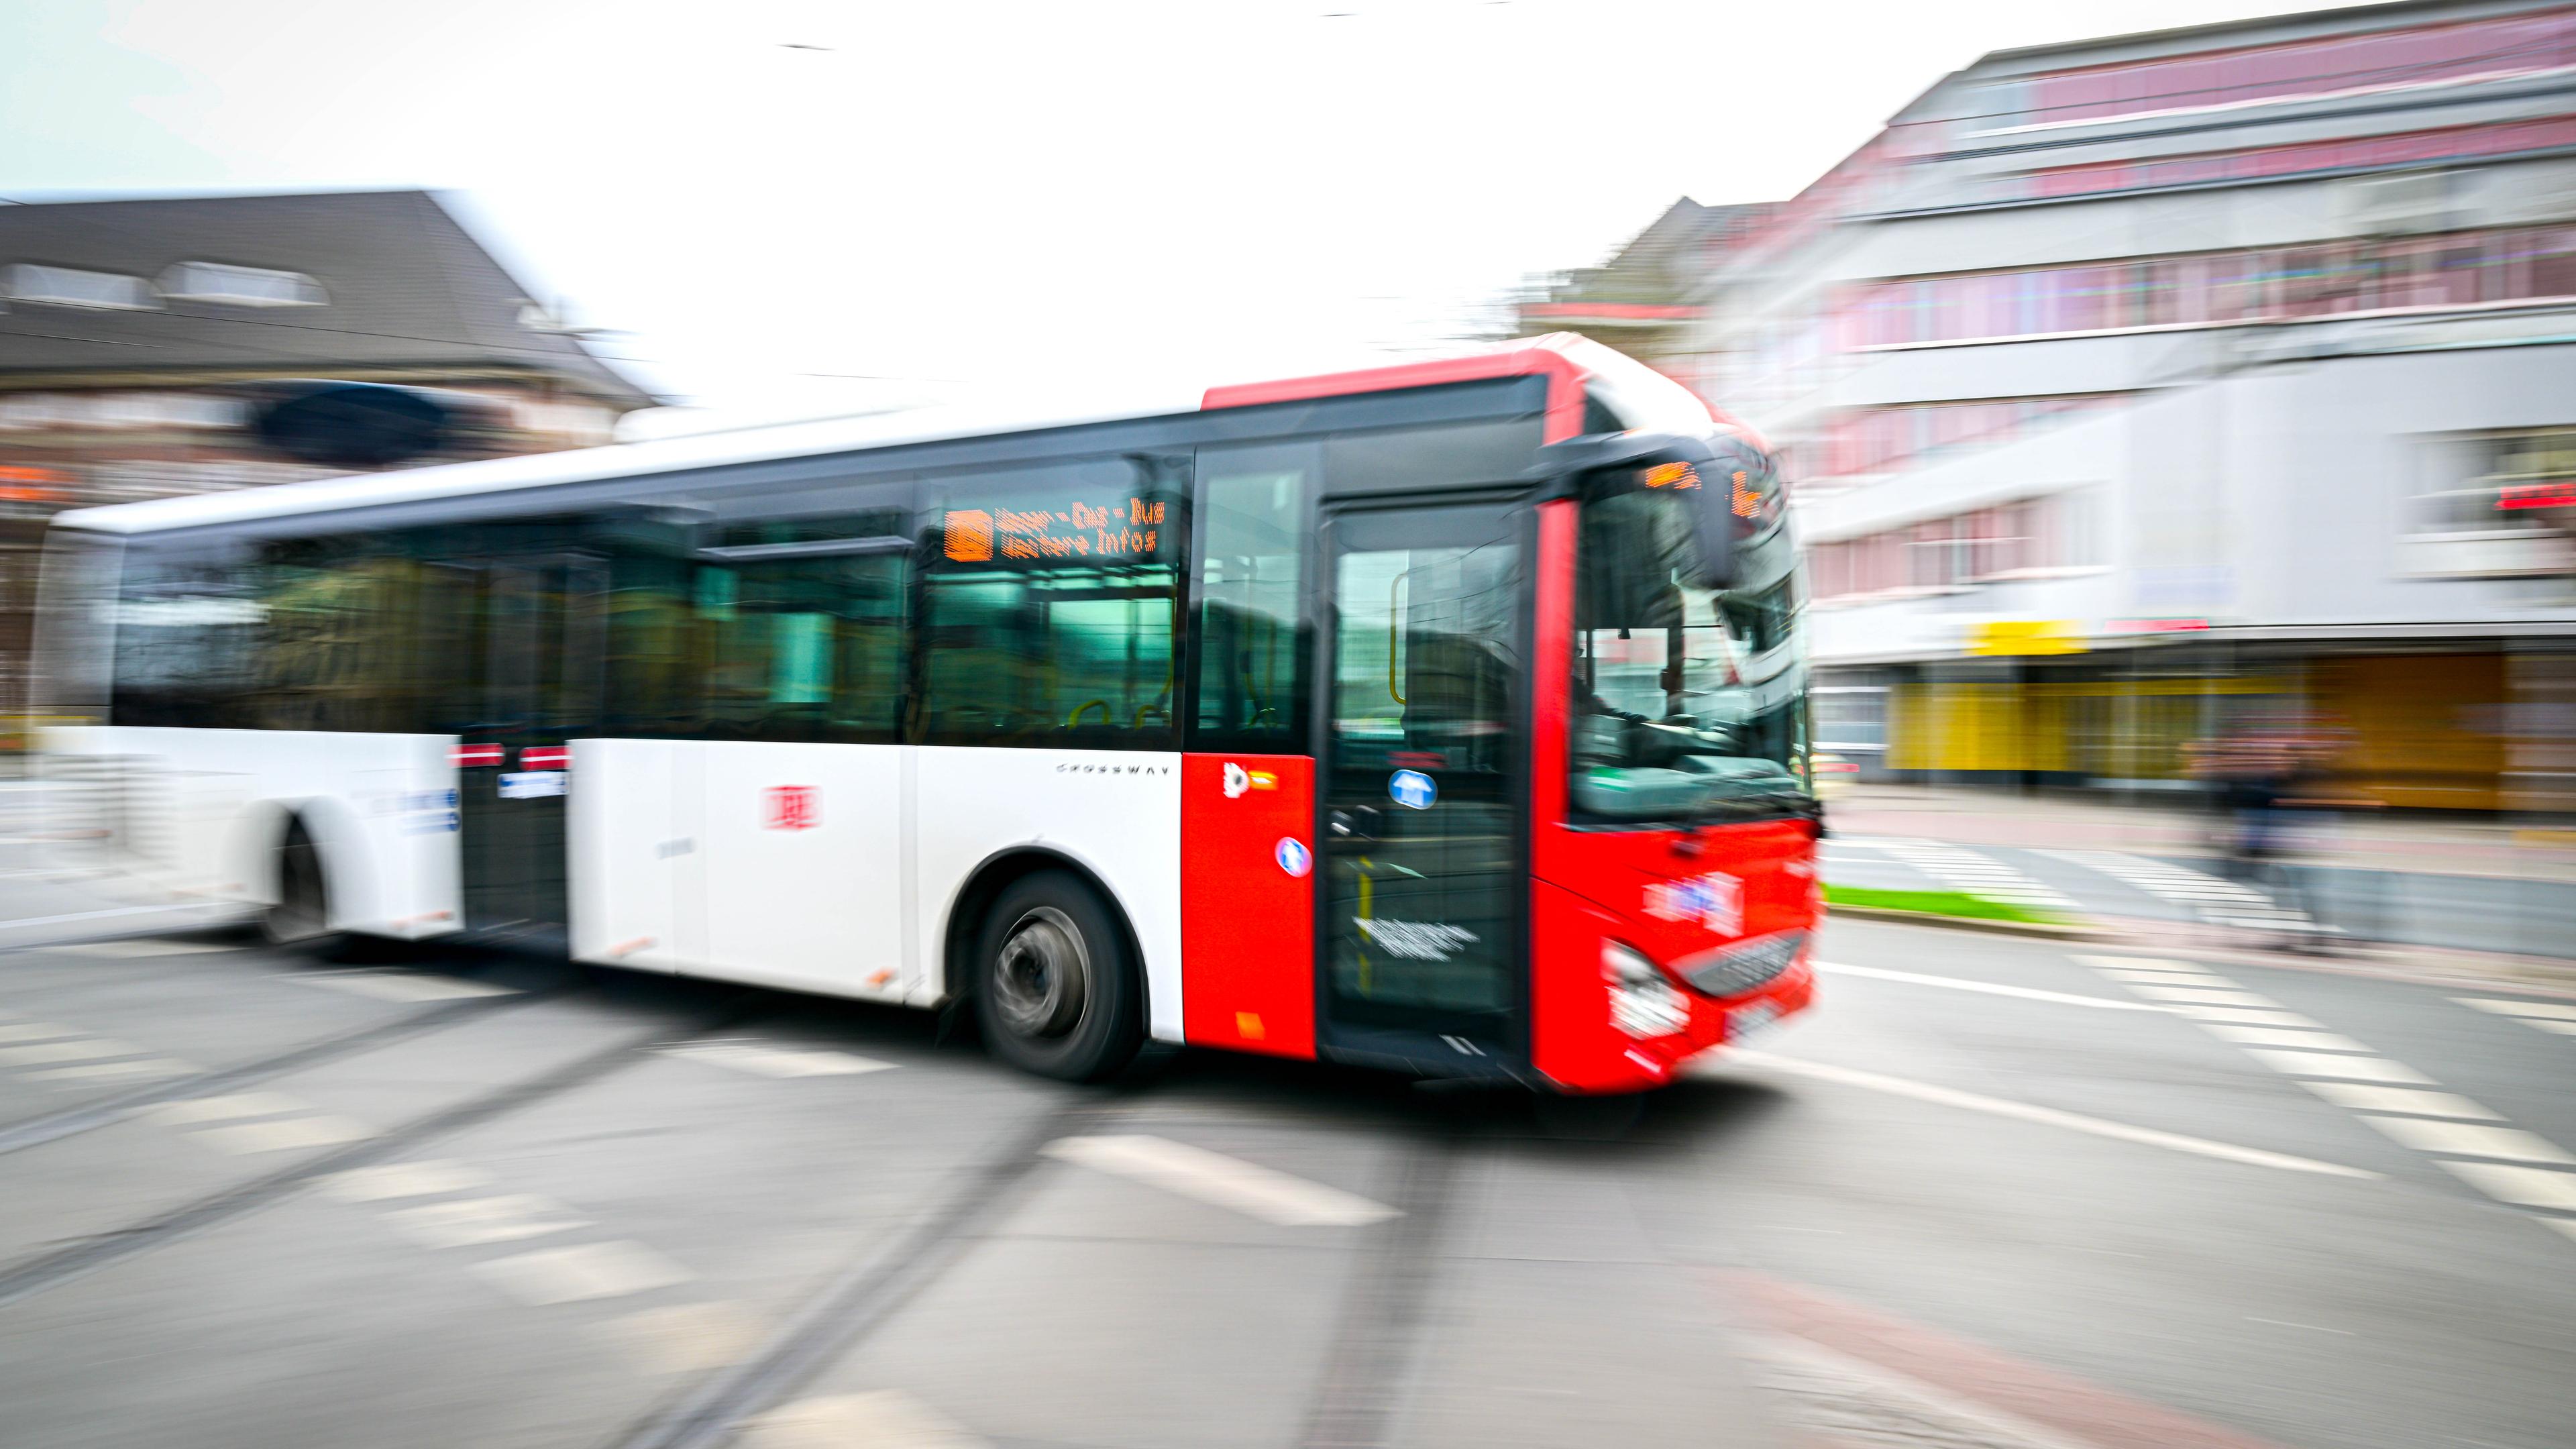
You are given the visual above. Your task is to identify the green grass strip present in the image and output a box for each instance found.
[1823,884,2063,926]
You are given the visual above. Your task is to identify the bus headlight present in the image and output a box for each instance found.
[1603,942,1690,1039]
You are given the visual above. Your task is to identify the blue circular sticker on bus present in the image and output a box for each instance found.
[1275,837,1311,877]
[1387,769,1438,810]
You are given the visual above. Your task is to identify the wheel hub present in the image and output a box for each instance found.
[992,906,1089,1040]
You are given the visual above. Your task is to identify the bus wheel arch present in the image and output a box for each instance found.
[943,849,1148,1081]
[260,808,335,947]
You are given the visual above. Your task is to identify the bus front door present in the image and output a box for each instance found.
[1316,502,1528,1077]
[455,555,599,946]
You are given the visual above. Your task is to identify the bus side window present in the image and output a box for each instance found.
[252,531,472,735]
[107,537,266,729]
[1189,442,1313,755]
[916,455,1185,751]
[604,492,911,745]
[696,551,907,743]
[600,521,702,738]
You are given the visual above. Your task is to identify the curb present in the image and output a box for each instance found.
[1822,904,2108,943]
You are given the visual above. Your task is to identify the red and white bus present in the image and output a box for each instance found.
[34,335,1818,1092]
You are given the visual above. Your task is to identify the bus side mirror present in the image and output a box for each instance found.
[1683,483,1738,593]
[1555,430,1776,596]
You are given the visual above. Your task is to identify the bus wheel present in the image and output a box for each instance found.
[975,871,1142,1082]
[262,820,335,950]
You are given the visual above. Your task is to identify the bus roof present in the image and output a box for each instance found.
[53,335,1695,537]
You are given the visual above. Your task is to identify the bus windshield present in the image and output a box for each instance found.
[1571,484,1810,824]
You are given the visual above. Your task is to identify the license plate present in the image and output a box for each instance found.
[1729,1002,1781,1040]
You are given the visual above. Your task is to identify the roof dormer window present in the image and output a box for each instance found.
[6,264,157,311]
[160,260,327,307]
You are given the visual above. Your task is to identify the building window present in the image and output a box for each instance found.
[1810,488,2103,602]
[2414,429,2576,536]
[2402,429,2576,578]
[2016,9,2576,127]
[5,264,156,311]
[1841,227,2576,351]
[159,261,327,307]
[1817,394,2116,481]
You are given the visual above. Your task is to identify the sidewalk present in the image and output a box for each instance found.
[1820,783,2576,978]
[1828,783,2576,885]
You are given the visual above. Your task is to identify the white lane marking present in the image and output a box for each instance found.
[1044,1134,1402,1226]
[2360,1118,2576,1165]
[2073,955,2190,971]
[473,1240,694,1305]
[2240,1051,2436,1084]
[0,1037,147,1065]
[1750,1333,2094,1449]
[2086,959,2576,1228]
[2546,1219,2576,1247]
[2247,1316,2353,1336]
[321,1159,498,1202]
[145,1091,311,1126]
[288,971,515,1002]
[741,1391,987,1449]
[2298,1082,2502,1120]
[0,903,209,930]
[0,1022,82,1042]
[25,1057,196,1082]
[2167,1006,2326,1028]
[55,938,236,957]
[1817,962,2167,1012]
[2201,1026,2373,1053]
[2455,998,2576,1035]
[1719,1050,2378,1180]
[2129,986,2282,1008]
[2047,851,2310,929]
[383,1194,593,1248]
[2094,967,2233,985]
[190,1115,374,1155]
[665,1041,896,1079]
[2453,997,2576,1022]
[2437,1161,2576,1211]
[1863,838,2082,914]
[594,1301,767,1376]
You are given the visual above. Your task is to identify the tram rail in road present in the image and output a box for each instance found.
[0,1004,746,1310]
[0,976,551,1157]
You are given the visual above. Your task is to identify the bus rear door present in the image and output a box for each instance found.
[453,551,601,945]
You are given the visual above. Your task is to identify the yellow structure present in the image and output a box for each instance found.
[1887,656,2517,809]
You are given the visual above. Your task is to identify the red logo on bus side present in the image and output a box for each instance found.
[764,785,818,831]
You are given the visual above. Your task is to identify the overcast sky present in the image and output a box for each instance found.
[1,0,2370,431]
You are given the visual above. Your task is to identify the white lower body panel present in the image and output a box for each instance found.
[574,741,1181,1036]
[41,726,462,936]
[50,727,1183,1035]
[570,739,908,1001]
[912,747,1182,1042]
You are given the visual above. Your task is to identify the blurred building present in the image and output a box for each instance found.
[1690,0,2576,812]
[0,190,653,719]
[1517,199,1772,392]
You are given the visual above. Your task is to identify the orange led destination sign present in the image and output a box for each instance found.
[945,495,1169,564]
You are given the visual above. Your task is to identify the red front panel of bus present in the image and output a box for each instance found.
[1525,499,1821,1093]
[1179,752,1317,1059]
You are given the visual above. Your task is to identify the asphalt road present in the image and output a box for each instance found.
[1,894,2572,1448]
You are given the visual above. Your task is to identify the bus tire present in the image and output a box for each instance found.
[262,818,337,952]
[973,870,1142,1083]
